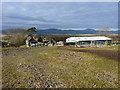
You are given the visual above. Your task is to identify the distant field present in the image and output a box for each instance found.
[2,46,118,88]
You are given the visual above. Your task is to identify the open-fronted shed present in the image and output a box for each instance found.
[66,36,112,47]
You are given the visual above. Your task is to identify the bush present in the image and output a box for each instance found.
[0,41,9,47]
[3,28,27,34]
[2,28,28,47]
[37,36,43,42]
[3,33,26,47]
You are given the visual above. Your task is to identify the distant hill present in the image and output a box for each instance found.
[2,28,118,34]
[36,28,118,34]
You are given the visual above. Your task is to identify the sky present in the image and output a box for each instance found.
[2,2,118,30]
[1,0,119,2]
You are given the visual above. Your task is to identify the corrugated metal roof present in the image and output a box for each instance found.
[66,36,112,43]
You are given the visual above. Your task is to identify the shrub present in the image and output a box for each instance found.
[3,33,26,47]
[37,36,43,42]
[3,28,27,34]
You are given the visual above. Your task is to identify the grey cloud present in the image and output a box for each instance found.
[2,2,118,29]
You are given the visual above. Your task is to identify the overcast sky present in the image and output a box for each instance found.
[2,2,118,30]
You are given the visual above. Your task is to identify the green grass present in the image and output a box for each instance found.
[2,46,118,88]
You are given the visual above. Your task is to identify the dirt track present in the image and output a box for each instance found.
[58,46,119,61]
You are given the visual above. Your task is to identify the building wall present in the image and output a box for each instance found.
[66,40,112,47]
[76,40,112,47]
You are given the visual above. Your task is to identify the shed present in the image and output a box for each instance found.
[66,36,112,47]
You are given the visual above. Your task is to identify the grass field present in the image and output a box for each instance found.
[2,46,118,88]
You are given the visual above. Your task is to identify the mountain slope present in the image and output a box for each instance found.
[36,28,118,34]
[2,28,118,34]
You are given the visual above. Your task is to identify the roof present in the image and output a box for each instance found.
[66,36,112,43]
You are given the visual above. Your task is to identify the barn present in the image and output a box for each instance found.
[66,36,112,47]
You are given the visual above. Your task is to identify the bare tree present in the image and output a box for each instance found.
[97,26,110,36]
[3,28,27,47]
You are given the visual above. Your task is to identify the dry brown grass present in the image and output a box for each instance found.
[2,46,118,88]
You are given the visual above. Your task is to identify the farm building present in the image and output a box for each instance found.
[26,36,38,47]
[56,41,64,46]
[66,36,112,47]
